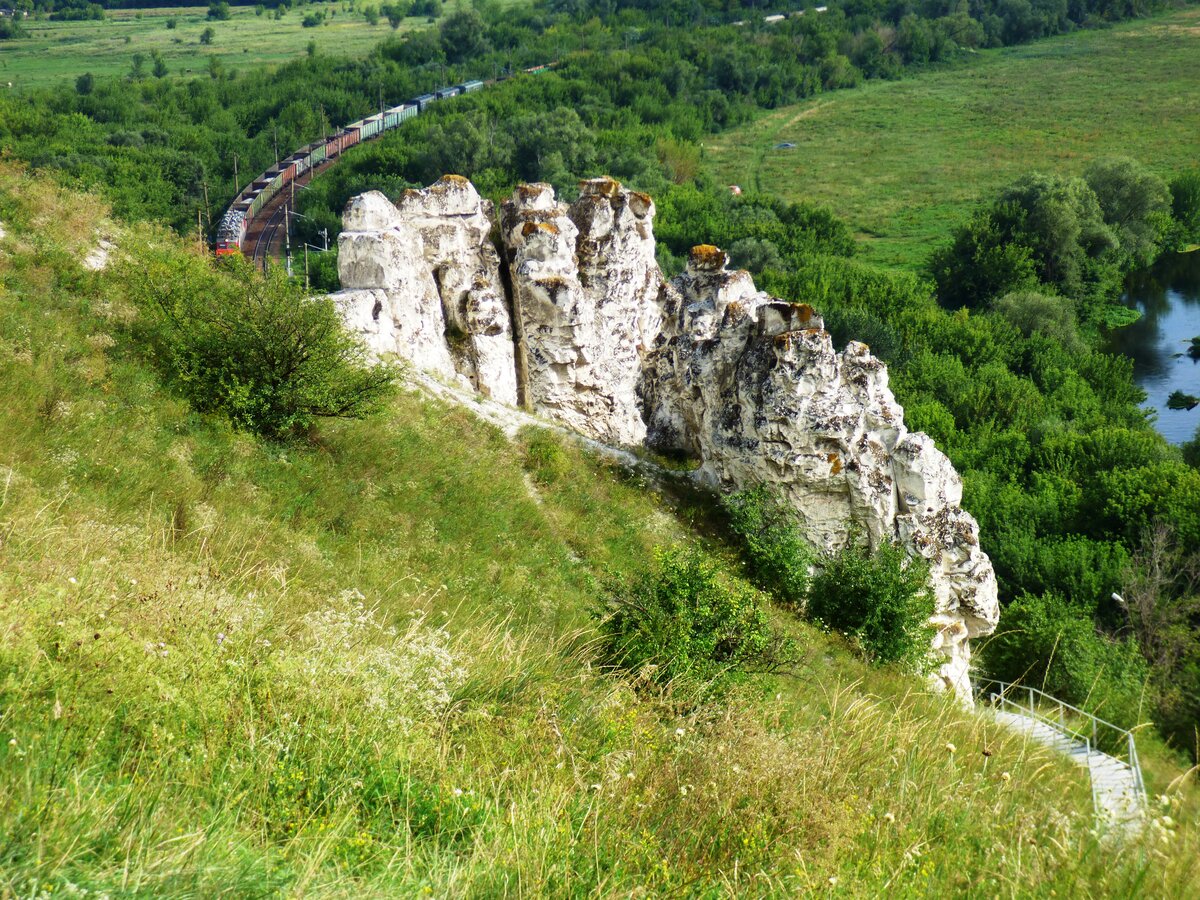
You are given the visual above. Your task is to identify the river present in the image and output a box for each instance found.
[1106,251,1200,445]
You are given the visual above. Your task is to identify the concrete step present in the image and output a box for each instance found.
[988,707,1144,828]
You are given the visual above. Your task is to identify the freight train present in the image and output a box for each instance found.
[214,66,554,258]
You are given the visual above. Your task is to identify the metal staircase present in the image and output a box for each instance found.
[977,679,1147,828]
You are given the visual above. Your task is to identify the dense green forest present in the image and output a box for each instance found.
[2,0,1198,760]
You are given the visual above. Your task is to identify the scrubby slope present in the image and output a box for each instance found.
[0,165,1196,896]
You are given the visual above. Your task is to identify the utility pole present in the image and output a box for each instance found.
[284,203,292,278]
[202,179,211,232]
[232,153,239,193]
[273,125,279,165]
[304,244,309,290]
[196,208,204,253]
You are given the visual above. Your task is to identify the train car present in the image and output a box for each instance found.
[217,66,541,259]
[361,114,384,139]
[284,150,308,180]
[214,197,253,256]
[391,102,418,124]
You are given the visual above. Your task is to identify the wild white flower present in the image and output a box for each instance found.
[675,727,686,738]
[288,593,466,730]
[883,812,895,824]
[68,577,77,585]
[828,876,839,886]
[1000,771,1012,782]
[945,742,957,754]
[7,738,16,746]
[453,788,463,797]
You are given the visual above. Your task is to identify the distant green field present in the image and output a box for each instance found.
[704,7,1200,270]
[0,6,425,89]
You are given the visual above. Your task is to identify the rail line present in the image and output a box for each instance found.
[218,65,556,268]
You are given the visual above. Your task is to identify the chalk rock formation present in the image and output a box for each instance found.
[642,246,998,696]
[329,177,999,700]
[500,179,662,445]
[83,236,115,272]
[333,181,517,405]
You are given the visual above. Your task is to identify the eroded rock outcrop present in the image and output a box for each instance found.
[329,176,1000,700]
[642,246,999,696]
[500,179,662,444]
[333,180,517,405]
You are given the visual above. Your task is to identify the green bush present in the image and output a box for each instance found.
[521,427,568,486]
[1183,425,1200,469]
[991,289,1083,355]
[1169,169,1200,243]
[722,485,812,607]
[807,541,934,668]
[981,592,1149,730]
[595,547,799,697]
[122,252,395,440]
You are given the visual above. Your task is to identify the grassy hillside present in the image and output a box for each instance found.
[0,5,434,89]
[703,7,1200,270]
[1,164,1198,894]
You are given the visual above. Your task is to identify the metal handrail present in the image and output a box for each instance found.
[976,678,1147,817]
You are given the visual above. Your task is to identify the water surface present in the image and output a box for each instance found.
[1107,252,1200,445]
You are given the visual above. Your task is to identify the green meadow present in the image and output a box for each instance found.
[704,7,1200,270]
[0,5,419,89]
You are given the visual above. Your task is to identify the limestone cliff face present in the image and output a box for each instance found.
[333,179,517,405]
[329,176,1000,700]
[642,246,998,696]
[500,179,662,445]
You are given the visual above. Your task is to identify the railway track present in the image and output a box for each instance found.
[218,66,556,268]
[244,156,335,269]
